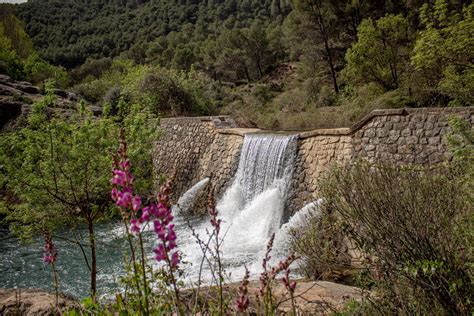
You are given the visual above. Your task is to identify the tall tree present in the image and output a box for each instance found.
[290,0,343,93]
[411,0,473,105]
[344,14,412,90]
[1,87,158,300]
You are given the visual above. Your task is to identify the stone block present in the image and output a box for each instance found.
[413,129,424,137]
[428,137,440,145]
[406,136,419,144]
[364,144,375,151]
[427,115,437,124]
[397,137,406,146]
[401,128,411,136]
[364,129,376,137]
[376,129,388,138]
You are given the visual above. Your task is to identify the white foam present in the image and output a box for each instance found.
[172,178,210,215]
[167,134,299,285]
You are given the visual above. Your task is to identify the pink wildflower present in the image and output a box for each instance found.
[141,207,150,222]
[111,132,180,269]
[131,195,141,212]
[235,267,250,312]
[43,230,57,264]
[130,218,140,234]
[171,252,180,268]
[116,190,132,208]
[208,193,221,235]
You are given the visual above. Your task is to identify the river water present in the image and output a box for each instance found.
[0,134,315,300]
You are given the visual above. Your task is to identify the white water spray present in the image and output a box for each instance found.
[273,199,322,253]
[174,134,299,283]
[172,177,210,215]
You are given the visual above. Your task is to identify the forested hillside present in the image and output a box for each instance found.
[2,0,473,129]
[17,0,292,71]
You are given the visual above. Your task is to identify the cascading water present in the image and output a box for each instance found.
[273,200,322,253]
[217,134,297,250]
[171,177,209,215]
[0,134,303,298]
[175,134,298,284]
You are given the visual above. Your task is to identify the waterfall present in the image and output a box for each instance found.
[217,134,298,242]
[173,134,299,284]
[273,200,322,253]
[234,134,297,203]
[172,178,209,215]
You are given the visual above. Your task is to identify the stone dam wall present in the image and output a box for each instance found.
[153,107,473,213]
[152,116,246,202]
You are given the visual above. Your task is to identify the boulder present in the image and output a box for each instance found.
[0,75,99,130]
[0,288,79,315]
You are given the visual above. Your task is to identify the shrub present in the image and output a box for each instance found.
[138,71,192,115]
[289,205,354,282]
[23,53,69,88]
[70,58,113,84]
[72,79,111,103]
[318,161,473,314]
[253,84,273,104]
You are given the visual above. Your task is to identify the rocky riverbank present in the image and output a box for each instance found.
[0,280,363,315]
[0,74,101,131]
[0,288,79,315]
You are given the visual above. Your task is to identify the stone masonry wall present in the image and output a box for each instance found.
[153,116,238,204]
[194,131,245,197]
[289,131,353,214]
[153,117,262,209]
[154,107,473,213]
[351,108,473,164]
[288,107,473,212]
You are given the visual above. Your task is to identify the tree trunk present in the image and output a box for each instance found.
[314,3,339,94]
[87,217,97,301]
[255,53,263,79]
[324,37,339,94]
[244,65,251,83]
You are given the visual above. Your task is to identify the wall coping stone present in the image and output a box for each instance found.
[218,128,262,136]
[161,116,236,128]
[299,128,351,139]
[161,107,473,138]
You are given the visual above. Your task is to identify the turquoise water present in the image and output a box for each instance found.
[0,216,243,300]
[0,221,134,299]
[0,134,301,300]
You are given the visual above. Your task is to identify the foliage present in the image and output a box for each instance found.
[344,14,412,91]
[23,53,69,88]
[3,0,471,129]
[0,84,159,298]
[0,6,69,86]
[15,0,291,73]
[74,61,216,116]
[0,6,34,59]
[412,0,474,106]
[447,116,474,209]
[317,161,473,314]
[0,23,24,80]
[289,202,354,282]
[69,58,113,84]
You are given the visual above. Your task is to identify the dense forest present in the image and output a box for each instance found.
[1,0,473,128]
[0,1,472,314]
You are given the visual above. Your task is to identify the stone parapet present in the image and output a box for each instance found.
[154,107,474,214]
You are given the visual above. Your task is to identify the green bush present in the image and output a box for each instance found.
[23,53,69,88]
[317,161,473,314]
[289,203,354,282]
